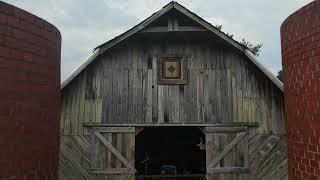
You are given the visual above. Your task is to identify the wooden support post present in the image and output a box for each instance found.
[173,18,178,31]
[168,17,173,31]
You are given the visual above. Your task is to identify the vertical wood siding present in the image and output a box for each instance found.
[60,37,285,135]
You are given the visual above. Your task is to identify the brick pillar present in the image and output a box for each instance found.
[281,0,320,179]
[0,1,61,179]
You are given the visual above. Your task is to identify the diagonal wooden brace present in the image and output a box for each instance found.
[94,131,135,171]
[208,131,247,168]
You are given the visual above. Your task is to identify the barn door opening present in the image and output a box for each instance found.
[205,127,249,180]
[135,127,206,178]
[90,127,135,179]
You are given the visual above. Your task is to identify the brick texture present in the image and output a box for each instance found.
[0,2,61,179]
[281,0,320,179]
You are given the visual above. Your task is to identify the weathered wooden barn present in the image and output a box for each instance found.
[59,2,287,180]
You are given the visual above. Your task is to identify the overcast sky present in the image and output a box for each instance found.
[4,0,313,81]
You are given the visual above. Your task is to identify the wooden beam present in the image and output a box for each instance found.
[135,127,144,136]
[84,122,259,127]
[178,26,207,31]
[140,26,207,33]
[205,126,248,133]
[93,127,135,133]
[173,18,178,31]
[168,18,173,31]
[207,167,249,174]
[94,132,135,171]
[90,168,133,174]
[207,132,247,168]
[140,174,205,178]
[141,26,167,33]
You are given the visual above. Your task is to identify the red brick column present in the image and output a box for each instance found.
[281,0,320,179]
[0,2,61,179]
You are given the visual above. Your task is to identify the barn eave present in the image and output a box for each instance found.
[61,48,100,89]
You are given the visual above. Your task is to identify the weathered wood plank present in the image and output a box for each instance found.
[95,65,103,124]
[167,85,175,123]
[151,47,159,123]
[93,127,135,133]
[94,132,134,170]
[116,70,123,123]
[84,122,259,127]
[78,73,86,135]
[203,70,210,123]
[106,133,113,169]
[168,17,173,31]
[162,84,169,123]
[146,70,153,123]
[126,129,135,179]
[69,80,78,135]
[157,84,164,123]
[205,127,248,133]
[90,168,133,175]
[226,68,232,123]
[197,70,204,123]
[60,92,67,135]
[216,69,222,123]
[91,131,99,169]
[128,69,134,124]
[116,133,122,168]
[208,70,217,123]
[189,69,197,122]
[122,69,129,124]
[208,132,247,168]
[231,54,238,123]
[64,84,72,135]
[105,69,113,124]
[206,128,220,180]
[207,167,249,174]
[173,18,178,31]
[110,70,117,123]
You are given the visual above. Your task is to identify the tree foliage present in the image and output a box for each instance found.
[277,70,283,82]
[215,24,262,56]
[240,39,263,57]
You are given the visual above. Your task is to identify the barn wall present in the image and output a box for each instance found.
[59,34,287,180]
[60,35,285,135]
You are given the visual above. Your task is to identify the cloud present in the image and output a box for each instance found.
[3,0,314,81]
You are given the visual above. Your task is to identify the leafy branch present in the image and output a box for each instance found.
[215,24,263,56]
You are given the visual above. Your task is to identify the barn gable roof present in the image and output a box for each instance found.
[61,1,283,92]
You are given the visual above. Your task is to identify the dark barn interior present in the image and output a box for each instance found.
[135,127,206,176]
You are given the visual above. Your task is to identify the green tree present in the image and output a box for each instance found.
[277,70,283,82]
[215,24,262,56]
[240,39,263,57]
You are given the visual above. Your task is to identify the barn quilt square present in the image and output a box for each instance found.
[162,59,181,79]
[158,56,187,85]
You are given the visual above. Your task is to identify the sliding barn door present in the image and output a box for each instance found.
[205,127,249,180]
[91,127,135,180]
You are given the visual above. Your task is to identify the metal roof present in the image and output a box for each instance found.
[61,1,283,92]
